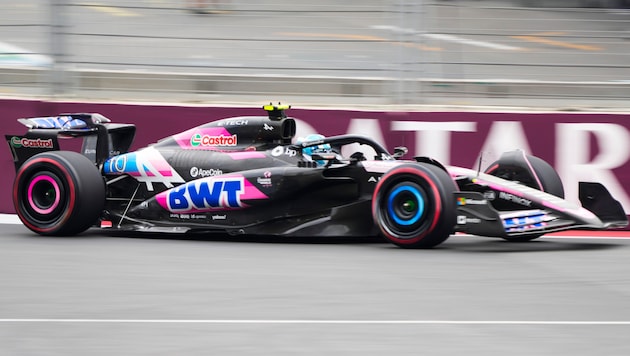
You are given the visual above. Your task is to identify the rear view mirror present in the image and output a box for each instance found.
[392,146,408,159]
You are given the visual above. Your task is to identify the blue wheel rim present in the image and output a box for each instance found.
[387,185,425,226]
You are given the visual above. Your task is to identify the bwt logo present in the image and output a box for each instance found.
[190,133,237,147]
[167,177,244,212]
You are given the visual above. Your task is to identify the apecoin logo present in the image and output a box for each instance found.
[190,167,223,178]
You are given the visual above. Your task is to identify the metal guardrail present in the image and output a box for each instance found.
[1,0,629,107]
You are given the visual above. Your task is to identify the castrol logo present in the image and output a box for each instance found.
[11,137,54,149]
[190,134,237,147]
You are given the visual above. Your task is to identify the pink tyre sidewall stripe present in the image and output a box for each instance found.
[14,157,77,233]
[27,175,61,215]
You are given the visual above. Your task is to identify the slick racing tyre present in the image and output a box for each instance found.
[485,151,564,242]
[372,163,457,249]
[485,151,564,198]
[13,151,106,236]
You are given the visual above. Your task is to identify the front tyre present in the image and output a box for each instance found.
[372,163,457,248]
[485,151,564,242]
[13,151,105,236]
[485,152,564,199]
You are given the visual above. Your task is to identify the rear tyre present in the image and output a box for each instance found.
[13,151,105,236]
[372,163,457,248]
[485,151,563,242]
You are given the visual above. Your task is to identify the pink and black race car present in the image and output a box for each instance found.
[6,105,627,248]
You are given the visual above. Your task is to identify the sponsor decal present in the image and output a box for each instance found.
[457,215,482,224]
[156,174,268,213]
[285,148,298,157]
[499,191,532,207]
[271,145,298,157]
[299,139,325,147]
[212,214,227,220]
[190,167,223,178]
[218,119,248,126]
[456,197,487,206]
[271,146,283,156]
[10,136,53,149]
[483,191,496,200]
[167,177,245,212]
[504,213,548,232]
[257,171,272,186]
[264,123,274,131]
[190,133,237,147]
[169,213,207,220]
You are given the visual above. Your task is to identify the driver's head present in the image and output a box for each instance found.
[297,134,331,166]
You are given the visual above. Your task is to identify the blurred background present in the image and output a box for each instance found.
[3,5,630,355]
[1,0,629,107]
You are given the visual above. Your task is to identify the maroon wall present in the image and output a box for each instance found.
[3,98,630,216]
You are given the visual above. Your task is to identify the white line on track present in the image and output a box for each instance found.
[371,25,522,51]
[0,214,21,224]
[424,33,522,51]
[2,319,630,325]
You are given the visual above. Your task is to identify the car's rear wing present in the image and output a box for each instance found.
[5,113,136,170]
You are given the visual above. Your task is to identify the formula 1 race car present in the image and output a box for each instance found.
[6,104,628,248]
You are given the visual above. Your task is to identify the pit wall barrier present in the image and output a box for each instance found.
[2,98,630,220]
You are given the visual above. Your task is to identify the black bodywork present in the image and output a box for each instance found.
[6,105,628,248]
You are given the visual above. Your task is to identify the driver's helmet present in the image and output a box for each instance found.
[296,134,331,166]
